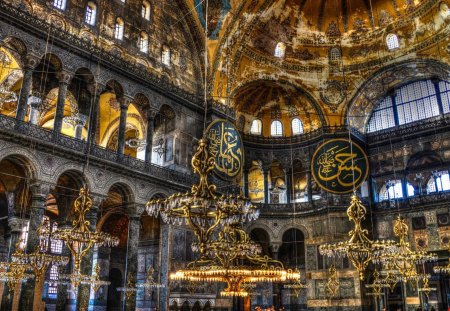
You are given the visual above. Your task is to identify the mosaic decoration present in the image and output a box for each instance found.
[320,81,346,113]
[206,119,243,180]
[195,0,231,39]
[311,139,369,194]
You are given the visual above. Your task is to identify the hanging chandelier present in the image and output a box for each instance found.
[326,265,340,297]
[136,266,164,291]
[365,270,387,298]
[147,138,259,262]
[52,187,119,287]
[0,242,34,290]
[59,263,110,292]
[319,195,397,280]
[117,273,138,300]
[433,244,450,274]
[373,216,437,282]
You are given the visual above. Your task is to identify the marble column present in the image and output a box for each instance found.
[1,217,26,311]
[158,224,172,311]
[28,101,40,125]
[19,184,48,311]
[285,169,292,204]
[243,168,249,198]
[75,198,100,311]
[145,110,156,164]
[124,214,140,311]
[87,89,102,146]
[53,71,72,139]
[74,114,87,140]
[263,167,270,204]
[306,170,313,202]
[16,55,38,121]
[117,98,131,156]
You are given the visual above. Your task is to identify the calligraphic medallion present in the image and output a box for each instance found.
[311,139,369,194]
[206,119,244,180]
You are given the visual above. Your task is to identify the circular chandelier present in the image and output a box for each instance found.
[147,138,259,262]
[319,195,397,280]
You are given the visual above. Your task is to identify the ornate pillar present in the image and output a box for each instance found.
[74,115,87,140]
[158,224,172,311]
[75,196,101,311]
[16,55,39,121]
[1,217,27,311]
[53,71,72,139]
[87,87,103,146]
[145,109,157,164]
[285,169,292,204]
[117,98,131,156]
[263,167,270,204]
[306,170,313,202]
[124,213,140,311]
[243,168,249,198]
[19,184,49,311]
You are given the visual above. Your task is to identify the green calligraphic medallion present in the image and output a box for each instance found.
[206,119,244,180]
[311,139,369,194]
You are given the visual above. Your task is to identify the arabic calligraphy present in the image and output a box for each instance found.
[312,139,368,194]
[206,120,243,179]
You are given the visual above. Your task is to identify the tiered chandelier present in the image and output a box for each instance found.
[147,138,299,297]
[373,216,437,283]
[0,242,34,290]
[52,187,119,288]
[319,195,397,280]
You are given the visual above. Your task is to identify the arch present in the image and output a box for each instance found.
[274,42,286,58]
[102,180,135,204]
[139,32,149,54]
[346,59,450,132]
[105,79,125,99]
[114,17,125,40]
[0,148,40,181]
[146,188,171,200]
[232,79,326,130]
[142,0,151,20]
[278,223,310,240]
[250,119,262,135]
[279,228,305,267]
[85,1,97,25]
[246,223,275,242]
[386,33,399,50]
[250,227,272,257]
[2,36,28,59]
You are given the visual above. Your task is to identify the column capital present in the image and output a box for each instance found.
[57,70,73,84]
[21,54,40,70]
[119,97,132,110]
[29,182,51,197]
[8,217,27,233]
[145,108,158,120]
[87,83,105,96]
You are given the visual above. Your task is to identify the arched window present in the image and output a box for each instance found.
[274,42,286,58]
[139,32,148,53]
[367,80,442,133]
[142,1,151,20]
[386,34,399,50]
[85,2,97,26]
[162,45,171,66]
[379,180,404,201]
[291,118,304,135]
[250,119,262,135]
[329,47,341,61]
[53,0,66,10]
[427,171,450,193]
[114,18,125,40]
[271,120,283,137]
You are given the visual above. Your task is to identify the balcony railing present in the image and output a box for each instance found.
[0,114,197,187]
[243,126,365,146]
[375,191,450,210]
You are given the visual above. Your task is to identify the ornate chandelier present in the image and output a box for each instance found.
[52,187,119,287]
[59,263,110,291]
[0,242,34,290]
[136,266,164,291]
[373,216,437,282]
[147,138,259,262]
[319,195,397,280]
[326,265,340,297]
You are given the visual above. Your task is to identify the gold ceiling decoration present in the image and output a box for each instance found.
[147,138,298,297]
[52,187,119,288]
[319,195,396,280]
